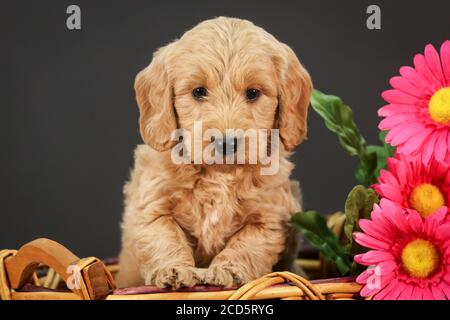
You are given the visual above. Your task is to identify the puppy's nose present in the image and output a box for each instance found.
[215,135,240,155]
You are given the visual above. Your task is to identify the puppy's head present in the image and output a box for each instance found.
[135,17,312,154]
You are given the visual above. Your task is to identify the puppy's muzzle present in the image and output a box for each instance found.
[214,135,241,155]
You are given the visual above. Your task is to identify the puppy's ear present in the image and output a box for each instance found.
[135,44,177,151]
[277,44,313,151]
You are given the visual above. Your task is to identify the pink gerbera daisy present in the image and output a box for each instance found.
[379,40,450,164]
[374,154,450,219]
[354,199,450,300]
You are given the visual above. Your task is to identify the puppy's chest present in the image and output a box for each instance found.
[171,178,243,262]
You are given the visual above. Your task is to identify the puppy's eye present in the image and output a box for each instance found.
[192,87,208,100]
[246,88,261,102]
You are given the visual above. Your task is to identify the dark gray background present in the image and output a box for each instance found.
[1,0,449,257]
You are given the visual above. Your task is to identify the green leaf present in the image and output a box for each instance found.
[292,211,352,275]
[311,89,378,186]
[343,186,379,254]
[366,145,389,178]
[372,131,396,176]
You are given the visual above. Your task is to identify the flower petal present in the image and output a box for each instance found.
[434,130,448,162]
[376,183,404,203]
[422,287,436,300]
[379,279,403,300]
[397,284,414,300]
[425,206,447,235]
[378,104,419,117]
[386,123,423,147]
[360,284,382,297]
[377,169,400,187]
[439,282,450,300]
[353,232,392,251]
[355,250,394,265]
[377,260,397,274]
[422,131,439,165]
[359,219,396,243]
[431,285,446,300]
[382,90,418,105]
[390,76,421,97]
[402,127,432,154]
[400,66,428,90]
[414,53,437,83]
[439,40,450,83]
[359,270,395,297]
[379,114,419,131]
[425,44,445,83]
[406,209,424,234]
[410,285,424,300]
[356,269,371,284]
[436,224,450,240]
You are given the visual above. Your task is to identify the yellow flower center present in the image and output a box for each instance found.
[409,183,445,218]
[429,87,450,124]
[401,239,440,278]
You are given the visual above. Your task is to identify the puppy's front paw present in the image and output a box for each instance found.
[203,263,250,288]
[145,266,200,289]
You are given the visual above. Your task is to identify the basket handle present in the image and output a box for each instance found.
[4,238,115,299]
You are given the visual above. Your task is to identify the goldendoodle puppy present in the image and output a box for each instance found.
[116,16,312,289]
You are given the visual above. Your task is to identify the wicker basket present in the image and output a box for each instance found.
[0,238,363,300]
